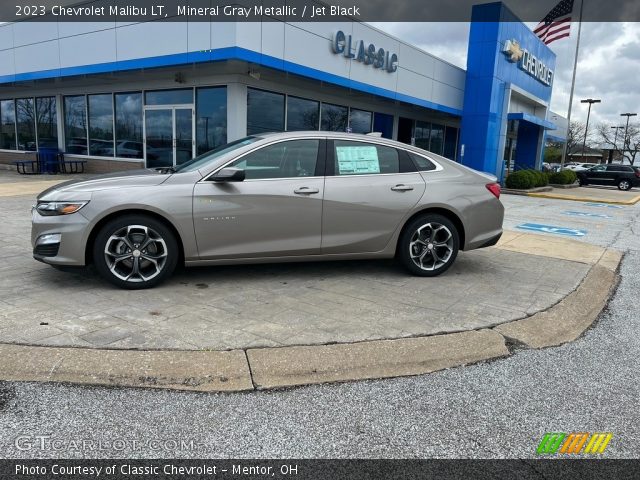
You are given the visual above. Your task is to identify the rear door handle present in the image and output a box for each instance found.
[294,187,320,195]
[391,184,414,192]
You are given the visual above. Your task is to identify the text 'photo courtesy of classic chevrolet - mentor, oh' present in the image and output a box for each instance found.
[31,132,504,289]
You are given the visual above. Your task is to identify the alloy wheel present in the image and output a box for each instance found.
[104,225,168,282]
[409,222,454,271]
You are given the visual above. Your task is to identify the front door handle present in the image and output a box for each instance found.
[294,187,320,195]
[391,184,414,192]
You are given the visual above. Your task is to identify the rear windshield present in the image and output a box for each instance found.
[174,137,261,173]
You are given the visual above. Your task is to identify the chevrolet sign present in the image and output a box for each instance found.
[503,39,553,87]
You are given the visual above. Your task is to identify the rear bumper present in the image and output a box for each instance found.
[475,231,503,249]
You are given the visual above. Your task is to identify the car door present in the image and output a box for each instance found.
[192,138,325,259]
[321,139,426,254]
[586,165,607,184]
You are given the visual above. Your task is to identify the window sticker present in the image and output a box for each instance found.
[336,145,380,174]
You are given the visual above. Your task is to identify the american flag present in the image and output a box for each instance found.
[534,0,574,45]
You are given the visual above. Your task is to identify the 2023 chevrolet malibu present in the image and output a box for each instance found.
[32,132,504,289]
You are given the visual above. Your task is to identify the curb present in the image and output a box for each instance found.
[0,248,622,393]
[526,191,640,205]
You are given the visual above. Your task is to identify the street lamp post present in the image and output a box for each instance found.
[580,99,601,163]
[620,113,638,164]
[611,125,624,163]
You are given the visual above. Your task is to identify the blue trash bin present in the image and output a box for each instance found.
[37,148,60,174]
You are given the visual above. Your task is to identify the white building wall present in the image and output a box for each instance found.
[0,19,465,112]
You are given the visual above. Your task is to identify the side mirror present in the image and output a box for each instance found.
[210,167,245,182]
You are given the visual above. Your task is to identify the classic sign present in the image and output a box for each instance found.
[332,30,398,73]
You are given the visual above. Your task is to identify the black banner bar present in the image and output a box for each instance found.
[2,0,640,23]
[1,459,640,480]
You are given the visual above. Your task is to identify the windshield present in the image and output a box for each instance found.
[173,136,261,173]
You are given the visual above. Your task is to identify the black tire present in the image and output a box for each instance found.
[398,214,460,277]
[93,215,178,289]
[617,178,632,191]
[578,176,586,186]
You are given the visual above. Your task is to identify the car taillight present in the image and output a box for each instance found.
[486,182,501,199]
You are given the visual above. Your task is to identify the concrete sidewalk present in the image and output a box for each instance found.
[525,186,640,205]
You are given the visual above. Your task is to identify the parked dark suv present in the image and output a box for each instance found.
[577,164,640,190]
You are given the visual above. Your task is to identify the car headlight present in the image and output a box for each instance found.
[36,201,89,216]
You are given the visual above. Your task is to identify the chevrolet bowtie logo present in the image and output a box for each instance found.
[503,39,524,63]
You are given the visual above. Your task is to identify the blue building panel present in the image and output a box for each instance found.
[460,1,557,182]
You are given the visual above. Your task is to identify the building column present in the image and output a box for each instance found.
[226,82,247,142]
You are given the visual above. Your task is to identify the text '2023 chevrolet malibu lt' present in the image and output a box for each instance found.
[32,132,504,289]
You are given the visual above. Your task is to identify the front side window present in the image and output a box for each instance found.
[88,94,114,156]
[229,139,319,180]
[64,95,87,155]
[247,88,285,135]
[16,98,36,151]
[334,140,399,175]
[0,100,16,150]
[114,92,143,159]
[36,97,58,149]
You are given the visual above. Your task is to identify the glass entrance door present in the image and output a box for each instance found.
[145,107,193,168]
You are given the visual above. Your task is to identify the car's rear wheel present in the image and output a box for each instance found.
[618,179,631,191]
[398,214,459,277]
[93,215,178,289]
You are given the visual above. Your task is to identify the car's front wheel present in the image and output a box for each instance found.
[578,176,586,186]
[398,214,460,277]
[618,179,632,191]
[93,215,178,289]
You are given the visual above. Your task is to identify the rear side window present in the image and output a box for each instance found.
[407,152,437,171]
[333,140,399,175]
[607,165,630,172]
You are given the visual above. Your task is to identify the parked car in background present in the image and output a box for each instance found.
[565,162,598,172]
[32,132,504,289]
[577,164,640,190]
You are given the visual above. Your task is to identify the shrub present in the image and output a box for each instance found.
[505,170,535,189]
[505,169,550,189]
[549,169,577,185]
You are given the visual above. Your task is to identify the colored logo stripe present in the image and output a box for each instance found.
[537,432,612,455]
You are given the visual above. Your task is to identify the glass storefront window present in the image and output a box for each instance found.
[196,87,227,155]
[36,97,58,149]
[444,126,458,160]
[349,109,372,134]
[114,92,143,159]
[286,96,319,131]
[88,94,114,156]
[321,103,348,132]
[16,98,37,151]
[373,112,394,139]
[0,100,16,150]
[64,95,87,155]
[145,89,193,106]
[247,88,285,135]
[414,120,430,150]
[429,123,445,156]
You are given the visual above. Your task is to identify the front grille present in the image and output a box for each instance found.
[34,243,60,257]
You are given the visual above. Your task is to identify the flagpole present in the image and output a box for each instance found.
[560,0,584,168]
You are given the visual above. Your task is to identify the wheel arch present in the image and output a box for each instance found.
[85,209,185,266]
[395,207,466,254]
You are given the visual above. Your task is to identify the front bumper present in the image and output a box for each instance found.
[31,208,90,266]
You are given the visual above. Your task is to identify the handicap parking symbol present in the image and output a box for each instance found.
[563,211,612,219]
[516,223,587,237]
[584,203,624,209]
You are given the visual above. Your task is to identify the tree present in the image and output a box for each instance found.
[597,122,640,165]
[546,120,586,161]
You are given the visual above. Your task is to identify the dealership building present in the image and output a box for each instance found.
[0,2,566,181]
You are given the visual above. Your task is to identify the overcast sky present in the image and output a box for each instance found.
[370,22,640,128]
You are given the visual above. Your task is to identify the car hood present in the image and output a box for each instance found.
[37,169,171,200]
